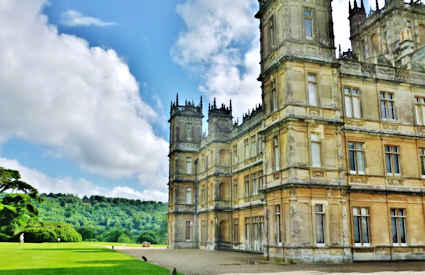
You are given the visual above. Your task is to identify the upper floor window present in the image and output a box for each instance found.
[252,173,258,195]
[244,175,250,197]
[348,142,365,175]
[186,157,192,174]
[250,136,256,157]
[380,92,396,120]
[185,220,191,241]
[353,207,370,245]
[344,88,361,118]
[420,148,425,177]
[271,80,278,112]
[268,15,275,52]
[244,139,249,160]
[233,145,238,164]
[185,187,192,204]
[186,123,193,141]
[314,204,325,244]
[385,145,400,176]
[311,134,321,168]
[307,74,318,106]
[415,97,425,125]
[205,155,209,171]
[391,208,407,245]
[304,9,313,39]
[273,136,280,171]
[232,181,238,201]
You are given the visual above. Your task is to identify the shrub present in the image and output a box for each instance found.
[18,222,82,243]
[117,233,132,243]
[137,230,158,244]
[0,232,11,242]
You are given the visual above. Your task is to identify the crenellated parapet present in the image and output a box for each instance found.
[170,93,203,120]
[208,98,232,118]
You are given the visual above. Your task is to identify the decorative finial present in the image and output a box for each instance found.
[376,0,379,10]
[354,0,358,9]
[176,93,179,106]
[213,98,217,109]
[339,44,342,58]
[230,99,232,112]
[200,96,203,109]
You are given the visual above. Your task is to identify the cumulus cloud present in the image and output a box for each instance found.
[0,0,169,198]
[60,9,116,27]
[0,157,167,202]
[171,0,261,119]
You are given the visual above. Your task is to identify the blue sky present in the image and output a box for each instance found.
[0,0,385,201]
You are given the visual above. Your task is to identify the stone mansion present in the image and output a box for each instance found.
[168,0,425,263]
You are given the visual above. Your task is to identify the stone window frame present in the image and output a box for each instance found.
[379,91,397,121]
[390,208,408,246]
[186,157,192,175]
[384,145,401,177]
[267,14,276,53]
[419,147,425,178]
[307,73,319,107]
[310,133,322,168]
[275,204,282,245]
[273,135,280,171]
[232,144,238,164]
[185,187,192,204]
[348,141,366,175]
[313,202,327,246]
[344,87,362,119]
[271,79,278,113]
[303,7,314,40]
[233,219,240,245]
[352,207,371,247]
[414,96,425,126]
[185,220,192,241]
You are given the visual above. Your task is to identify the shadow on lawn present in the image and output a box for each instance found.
[24,248,110,253]
[0,259,178,275]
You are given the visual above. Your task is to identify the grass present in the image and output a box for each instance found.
[0,242,179,275]
[89,242,167,248]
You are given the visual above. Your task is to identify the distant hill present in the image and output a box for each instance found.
[36,193,168,244]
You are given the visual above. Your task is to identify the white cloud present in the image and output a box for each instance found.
[60,9,116,27]
[171,0,261,119]
[0,157,168,202]
[0,0,169,198]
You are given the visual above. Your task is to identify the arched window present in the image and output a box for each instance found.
[186,187,192,204]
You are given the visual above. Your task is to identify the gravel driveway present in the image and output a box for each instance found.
[115,247,425,275]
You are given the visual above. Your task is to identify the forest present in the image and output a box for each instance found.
[36,194,168,244]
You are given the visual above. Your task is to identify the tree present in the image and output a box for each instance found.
[137,230,158,244]
[0,167,41,238]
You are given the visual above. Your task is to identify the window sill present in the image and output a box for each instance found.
[393,243,408,247]
[315,243,326,247]
[354,243,370,247]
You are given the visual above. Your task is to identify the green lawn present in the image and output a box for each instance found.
[0,242,177,275]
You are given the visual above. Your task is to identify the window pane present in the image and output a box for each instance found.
[394,154,400,174]
[357,151,365,173]
[416,106,423,125]
[349,150,356,172]
[308,82,317,106]
[392,217,398,243]
[345,96,352,117]
[400,218,406,243]
[311,142,321,167]
[362,216,369,243]
[353,97,361,118]
[316,214,324,243]
[421,156,425,176]
[389,101,395,119]
[354,216,361,243]
[305,18,312,38]
[381,101,387,119]
[385,153,392,174]
[304,10,312,16]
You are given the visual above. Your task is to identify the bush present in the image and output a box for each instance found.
[77,227,97,241]
[19,222,82,243]
[117,233,132,243]
[0,232,11,242]
[137,230,158,244]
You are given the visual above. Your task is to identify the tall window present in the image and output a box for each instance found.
[252,173,258,195]
[233,145,238,164]
[205,155,209,171]
[186,123,193,141]
[385,145,400,176]
[185,220,191,241]
[244,139,249,160]
[391,208,407,245]
[314,204,325,244]
[304,9,313,38]
[186,157,192,174]
[275,205,282,244]
[307,74,318,106]
[380,92,396,120]
[256,135,260,155]
[311,134,321,168]
[201,220,207,243]
[344,88,361,118]
[415,97,425,125]
[258,171,264,190]
[271,80,278,112]
[348,142,365,174]
[244,175,250,197]
[175,158,179,175]
[273,136,280,171]
[233,181,238,201]
[268,16,275,52]
[185,187,192,204]
[251,136,256,157]
[233,219,239,244]
[353,207,370,245]
[420,148,425,177]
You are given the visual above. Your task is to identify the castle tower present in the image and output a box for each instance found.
[207,98,233,143]
[168,94,203,248]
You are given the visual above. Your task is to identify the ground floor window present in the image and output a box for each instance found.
[391,208,407,245]
[353,207,369,245]
[244,216,264,252]
[314,204,325,244]
[201,220,207,244]
[185,220,191,241]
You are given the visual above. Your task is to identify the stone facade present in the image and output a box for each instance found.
[168,0,425,263]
